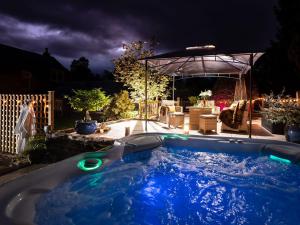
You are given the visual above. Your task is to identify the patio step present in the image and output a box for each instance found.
[131,120,144,134]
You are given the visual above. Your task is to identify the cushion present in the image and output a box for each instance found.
[238,100,247,111]
[229,102,238,110]
[233,102,240,125]
[168,106,176,112]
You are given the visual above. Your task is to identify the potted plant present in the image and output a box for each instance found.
[199,90,212,107]
[66,89,111,135]
[261,91,287,134]
[284,104,300,143]
[262,90,300,142]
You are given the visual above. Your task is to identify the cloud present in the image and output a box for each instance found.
[0,10,142,71]
[0,0,278,72]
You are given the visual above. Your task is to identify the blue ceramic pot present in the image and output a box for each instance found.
[286,125,300,144]
[75,120,97,135]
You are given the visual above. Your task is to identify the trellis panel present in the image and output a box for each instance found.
[0,91,54,154]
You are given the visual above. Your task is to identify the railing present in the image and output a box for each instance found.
[0,91,54,154]
[139,98,182,119]
[139,101,159,119]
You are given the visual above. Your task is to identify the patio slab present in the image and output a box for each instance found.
[0,118,287,185]
[102,118,286,142]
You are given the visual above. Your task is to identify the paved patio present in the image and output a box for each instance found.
[102,117,286,141]
[0,116,287,186]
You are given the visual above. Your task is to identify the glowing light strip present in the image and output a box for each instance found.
[269,155,291,164]
[161,134,189,140]
[77,158,103,171]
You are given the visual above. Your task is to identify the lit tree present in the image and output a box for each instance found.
[65,88,111,121]
[113,40,170,102]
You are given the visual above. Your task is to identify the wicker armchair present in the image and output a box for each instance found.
[159,105,183,124]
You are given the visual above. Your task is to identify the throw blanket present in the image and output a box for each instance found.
[219,100,246,129]
[14,103,36,154]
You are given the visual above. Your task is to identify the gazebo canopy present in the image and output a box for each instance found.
[140,46,264,78]
[139,46,265,138]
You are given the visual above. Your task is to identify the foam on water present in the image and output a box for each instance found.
[35,146,300,225]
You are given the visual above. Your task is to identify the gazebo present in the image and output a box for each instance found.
[140,45,264,138]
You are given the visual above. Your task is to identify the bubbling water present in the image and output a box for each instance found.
[35,146,300,225]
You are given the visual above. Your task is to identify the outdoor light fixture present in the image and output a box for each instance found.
[269,155,291,164]
[77,158,103,171]
[161,134,189,140]
[186,45,216,50]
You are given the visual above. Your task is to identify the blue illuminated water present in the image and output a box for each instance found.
[35,146,300,225]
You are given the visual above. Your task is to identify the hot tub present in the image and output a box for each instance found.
[0,134,300,225]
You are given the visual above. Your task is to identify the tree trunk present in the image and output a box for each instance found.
[85,110,92,121]
[138,102,142,119]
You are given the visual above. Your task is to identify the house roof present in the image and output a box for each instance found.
[0,43,68,73]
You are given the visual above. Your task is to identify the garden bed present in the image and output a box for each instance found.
[0,153,29,177]
[48,131,114,155]
[0,132,114,184]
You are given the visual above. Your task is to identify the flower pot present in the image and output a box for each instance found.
[285,125,300,144]
[75,120,97,135]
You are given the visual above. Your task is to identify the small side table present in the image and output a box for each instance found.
[168,112,184,128]
[199,114,217,134]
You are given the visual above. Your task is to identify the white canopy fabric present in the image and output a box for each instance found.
[141,49,263,77]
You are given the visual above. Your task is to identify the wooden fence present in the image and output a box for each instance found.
[0,91,54,154]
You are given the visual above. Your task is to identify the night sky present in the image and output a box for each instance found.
[0,0,278,72]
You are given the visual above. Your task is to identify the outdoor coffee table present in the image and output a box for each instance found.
[168,112,184,128]
[187,107,212,130]
[199,114,217,134]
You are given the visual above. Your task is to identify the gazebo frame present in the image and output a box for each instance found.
[140,47,264,138]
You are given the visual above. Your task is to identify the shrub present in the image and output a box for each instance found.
[65,88,111,120]
[262,90,300,126]
[105,90,135,120]
[23,136,48,164]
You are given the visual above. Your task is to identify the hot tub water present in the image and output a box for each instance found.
[35,145,300,225]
